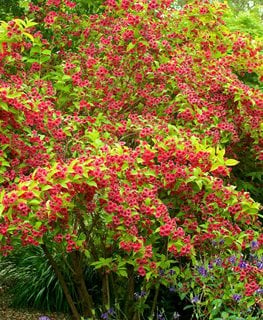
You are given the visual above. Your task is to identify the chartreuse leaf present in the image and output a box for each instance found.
[0,204,4,217]
[127,42,136,51]
[29,199,40,206]
[225,159,239,166]
[86,180,97,187]
[35,221,42,229]
[23,32,34,42]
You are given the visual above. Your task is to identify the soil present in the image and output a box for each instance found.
[0,285,71,320]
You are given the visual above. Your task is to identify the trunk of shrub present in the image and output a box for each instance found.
[41,244,81,320]
[125,265,136,320]
[70,250,95,319]
[102,271,110,310]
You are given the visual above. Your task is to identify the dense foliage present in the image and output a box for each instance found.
[0,0,262,319]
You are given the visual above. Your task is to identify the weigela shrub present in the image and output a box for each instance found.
[0,0,262,318]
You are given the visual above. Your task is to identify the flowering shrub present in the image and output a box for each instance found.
[0,0,262,319]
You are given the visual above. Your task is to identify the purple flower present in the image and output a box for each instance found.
[169,269,176,275]
[197,266,208,277]
[211,240,217,246]
[159,269,165,276]
[251,240,258,249]
[108,308,115,315]
[191,296,199,303]
[219,239,224,245]
[214,258,222,266]
[140,291,146,297]
[169,286,176,292]
[229,256,236,264]
[39,317,50,320]
[101,308,115,319]
[101,312,109,320]
[256,288,263,295]
[232,294,241,301]
[238,260,247,269]
[257,261,263,270]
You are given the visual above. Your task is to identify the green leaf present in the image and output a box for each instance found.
[127,42,136,51]
[0,190,5,202]
[146,271,152,281]
[210,163,221,171]
[0,204,4,217]
[23,32,34,42]
[30,46,41,55]
[87,180,97,187]
[91,257,112,269]
[40,55,51,63]
[145,197,151,205]
[29,199,40,206]
[0,102,9,111]
[195,180,202,191]
[42,49,51,55]
[225,159,239,166]
[117,268,128,277]
[35,221,42,229]
[41,185,52,191]
[122,162,129,171]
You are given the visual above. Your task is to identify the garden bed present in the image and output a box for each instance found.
[0,285,69,320]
